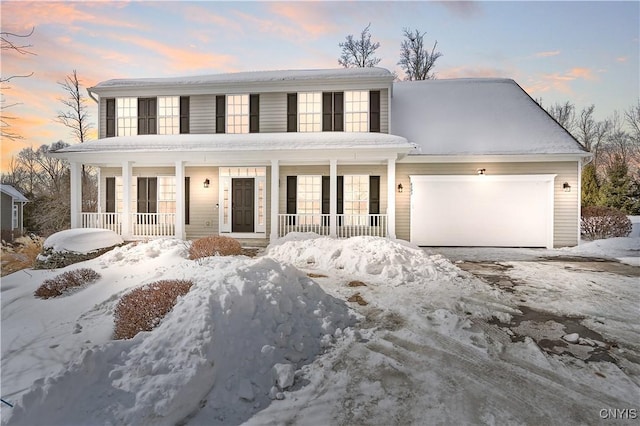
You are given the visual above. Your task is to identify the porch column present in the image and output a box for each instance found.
[175,161,185,240]
[270,159,279,240]
[70,161,82,228]
[387,157,396,239]
[121,161,132,239]
[329,159,337,237]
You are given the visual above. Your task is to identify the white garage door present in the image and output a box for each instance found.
[410,175,556,248]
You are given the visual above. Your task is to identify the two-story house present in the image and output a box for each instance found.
[52,67,591,248]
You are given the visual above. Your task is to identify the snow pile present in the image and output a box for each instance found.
[5,255,353,426]
[266,234,460,284]
[41,228,123,254]
[566,237,640,266]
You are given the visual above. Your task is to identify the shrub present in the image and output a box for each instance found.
[188,235,242,260]
[1,235,44,276]
[113,279,193,340]
[34,268,101,299]
[581,206,632,240]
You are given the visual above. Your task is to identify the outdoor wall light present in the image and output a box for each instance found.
[397,183,404,193]
[203,178,210,188]
[563,182,571,192]
[477,168,486,175]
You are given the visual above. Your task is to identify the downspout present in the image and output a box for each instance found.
[87,87,99,104]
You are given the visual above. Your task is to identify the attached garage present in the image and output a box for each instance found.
[410,174,556,248]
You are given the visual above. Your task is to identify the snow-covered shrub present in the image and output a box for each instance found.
[1,235,44,276]
[581,206,632,240]
[188,235,242,259]
[34,268,101,299]
[113,280,193,340]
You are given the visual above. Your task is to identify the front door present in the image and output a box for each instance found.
[232,178,255,232]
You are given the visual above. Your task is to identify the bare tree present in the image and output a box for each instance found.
[575,105,611,167]
[546,101,576,134]
[56,70,92,144]
[398,28,442,80]
[338,23,381,68]
[625,100,640,146]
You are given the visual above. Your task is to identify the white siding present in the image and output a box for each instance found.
[260,93,287,133]
[99,97,107,139]
[379,88,389,134]
[190,95,216,134]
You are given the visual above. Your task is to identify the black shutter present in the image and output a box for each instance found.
[216,95,225,134]
[138,98,157,135]
[106,98,115,137]
[321,176,330,215]
[334,92,344,131]
[369,91,380,133]
[106,177,116,212]
[287,93,297,132]
[185,177,190,225]
[337,176,344,226]
[180,96,190,134]
[148,178,157,214]
[322,92,333,131]
[250,94,259,133]
[286,176,297,225]
[369,175,380,226]
[137,177,148,213]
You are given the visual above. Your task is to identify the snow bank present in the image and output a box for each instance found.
[566,237,640,266]
[42,228,123,254]
[266,234,460,284]
[5,256,353,426]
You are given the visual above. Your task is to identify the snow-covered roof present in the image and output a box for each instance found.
[92,67,393,90]
[53,132,412,154]
[392,79,590,156]
[0,184,28,203]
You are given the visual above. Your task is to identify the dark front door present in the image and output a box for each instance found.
[232,178,254,232]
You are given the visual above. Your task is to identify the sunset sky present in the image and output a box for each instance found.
[1,0,638,171]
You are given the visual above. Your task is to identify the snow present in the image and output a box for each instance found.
[2,235,638,425]
[42,228,124,254]
[53,132,412,154]
[568,237,640,266]
[0,185,28,203]
[392,79,591,156]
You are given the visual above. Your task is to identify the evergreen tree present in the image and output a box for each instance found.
[581,163,601,206]
[600,155,638,214]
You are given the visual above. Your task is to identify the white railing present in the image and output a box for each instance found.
[277,214,387,238]
[81,212,122,234]
[131,213,176,237]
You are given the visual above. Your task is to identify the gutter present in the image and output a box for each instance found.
[87,87,98,104]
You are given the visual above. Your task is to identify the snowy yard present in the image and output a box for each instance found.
[1,233,638,425]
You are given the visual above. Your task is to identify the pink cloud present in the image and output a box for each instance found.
[616,56,628,63]
[268,3,338,38]
[439,65,511,79]
[524,67,597,95]
[535,50,561,58]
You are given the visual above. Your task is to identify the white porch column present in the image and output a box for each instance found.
[121,161,132,239]
[270,159,279,240]
[329,159,337,237]
[387,157,396,239]
[175,161,185,240]
[70,161,82,228]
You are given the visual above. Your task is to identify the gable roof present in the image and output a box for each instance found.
[391,78,590,157]
[0,184,28,203]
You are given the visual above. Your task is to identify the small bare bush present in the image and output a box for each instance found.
[347,292,368,306]
[1,235,44,276]
[113,279,193,340]
[581,206,632,240]
[347,280,367,287]
[34,268,101,299]
[189,235,242,260]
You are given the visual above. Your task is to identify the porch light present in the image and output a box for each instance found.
[477,168,486,175]
[563,182,571,192]
[397,183,404,193]
[203,178,210,188]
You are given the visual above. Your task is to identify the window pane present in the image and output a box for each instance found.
[344,90,369,133]
[116,97,137,136]
[297,92,321,132]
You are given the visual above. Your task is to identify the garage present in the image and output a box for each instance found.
[410,174,556,248]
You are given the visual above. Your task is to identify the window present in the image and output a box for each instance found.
[297,175,322,224]
[157,177,176,214]
[322,92,343,131]
[12,204,18,229]
[298,92,322,132]
[117,98,137,136]
[343,175,369,225]
[227,94,249,134]
[137,177,157,214]
[137,98,157,135]
[158,96,180,135]
[345,91,369,132]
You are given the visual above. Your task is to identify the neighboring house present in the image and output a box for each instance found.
[51,67,591,248]
[1,184,28,239]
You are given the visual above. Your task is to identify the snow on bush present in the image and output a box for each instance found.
[188,235,242,259]
[34,268,101,299]
[42,228,124,253]
[581,206,632,240]
[113,280,193,340]
[5,256,353,426]
[266,234,459,284]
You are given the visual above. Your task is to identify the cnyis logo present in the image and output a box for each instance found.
[599,408,638,420]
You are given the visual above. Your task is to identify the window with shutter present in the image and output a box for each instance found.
[106,177,116,213]
[106,99,115,137]
[138,98,157,135]
[216,95,225,134]
[369,176,380,226]
[185,177,190,225]
[287,93,297,132]
[369,91,380,133]
[137,177,158,214]
[180,96,190,134]
[250,94,259,133]
[286,176,297,225]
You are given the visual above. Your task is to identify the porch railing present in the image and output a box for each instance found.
[81,212,122,234]
[277,214,387,238]
[131,213,175,237]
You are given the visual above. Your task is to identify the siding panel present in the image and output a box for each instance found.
[260,93,287,133]
[190,95,216,134]
[379,88,389,134]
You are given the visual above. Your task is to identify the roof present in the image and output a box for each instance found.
[92,67,393,90]
[391,78,590,156]
[0,184,28,203]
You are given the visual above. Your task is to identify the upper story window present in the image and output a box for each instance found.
[158,96,180,135]
[298,92,322,132]
[345,91,369,132]
[227,94,249,134]
[116,98,137,136]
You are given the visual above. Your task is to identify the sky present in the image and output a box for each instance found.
[1,0,638,171]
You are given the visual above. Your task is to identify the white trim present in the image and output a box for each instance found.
[577,161,582,245]
[270,160,279,241]
[400,153,592,163]
[387,157,396,238]
[70,162,82,228]
[220,232,267,239]
[218,167,267,234]
[175,161,185,239]
[329,159,337,237]
[121,161,132,238]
